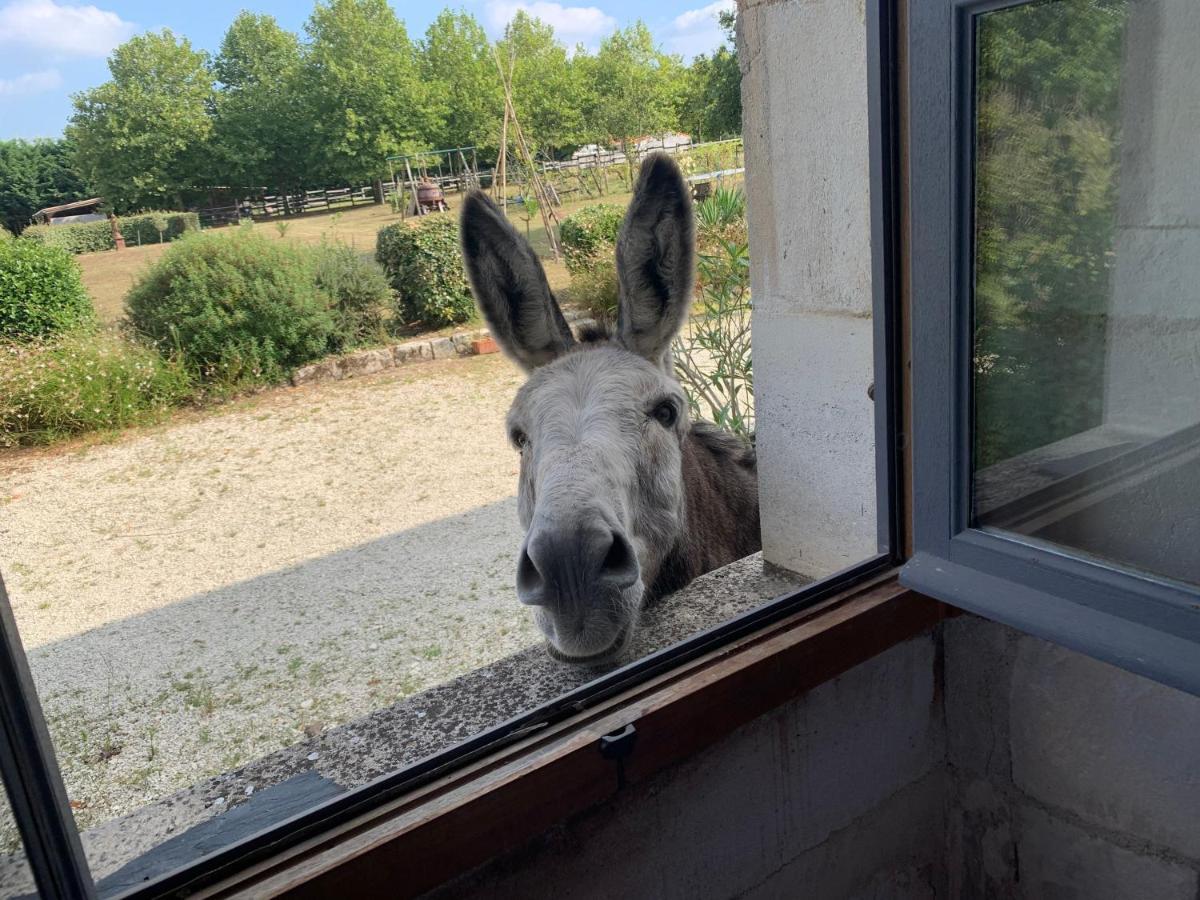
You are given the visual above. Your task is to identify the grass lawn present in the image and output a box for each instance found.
[78,189,634,326]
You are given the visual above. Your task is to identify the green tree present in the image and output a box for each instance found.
[0,138,90,235]
[68,30,214,211]
[420,11,502,153]
[497,12,588,154]
[301,0,437,186]
[679,11,741,140]
[587,23,684,161]
[211,13,311,196]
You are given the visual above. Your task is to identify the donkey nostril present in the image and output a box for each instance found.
[516,545,545,605]
[599,531,639,588]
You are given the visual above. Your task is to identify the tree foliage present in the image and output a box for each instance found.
[679,12,741,141]
[211,13,310,195]
[302,0,435,185]
[586,23,686,155]
[0,139,89,235]
[56,5,747,206]
[69,30,215,211]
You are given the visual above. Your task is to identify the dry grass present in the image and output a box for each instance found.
[77,190,634,326]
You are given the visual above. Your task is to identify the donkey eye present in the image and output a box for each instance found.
[510,429,529,450]
[651,400,678,428]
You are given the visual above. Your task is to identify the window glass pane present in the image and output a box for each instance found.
[971,0,1200,587]
[0,4,883,889]
[0,790,34,899]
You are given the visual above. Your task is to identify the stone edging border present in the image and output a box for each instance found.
[290,310,596,386]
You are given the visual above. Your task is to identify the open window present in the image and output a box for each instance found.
[902,0,1200,694]
[0,2,907,897]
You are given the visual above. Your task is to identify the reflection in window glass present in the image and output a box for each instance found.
[972,0,1200,586]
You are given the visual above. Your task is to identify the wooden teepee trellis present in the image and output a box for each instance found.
[492,45,562,260]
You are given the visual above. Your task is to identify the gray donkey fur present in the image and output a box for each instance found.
[460,154,760,662]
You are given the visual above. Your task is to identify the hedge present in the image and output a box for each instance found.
[0,239,94,340]
[376,218,475,328]
[22,211,200,254]
[559,203,624,274]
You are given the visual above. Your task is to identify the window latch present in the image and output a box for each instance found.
[598,722,637,789]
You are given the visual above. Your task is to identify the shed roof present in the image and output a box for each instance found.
[32,198,103,221]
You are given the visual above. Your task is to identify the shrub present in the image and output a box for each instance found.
[0,331,194,446]
[0,225,12,242]
[566,253,620,324]
[559,203,624,274]
[313,242,393,347]
[21,219,112,254]
[126,230,335,385]
[376,217,475,328]
[22,212,200,254]
[671,237,754,439]
[0,239,95,340]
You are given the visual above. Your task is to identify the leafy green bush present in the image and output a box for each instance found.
[559,203,624,274]
[0,331,193,446]
[376,217,475,328]
[21,218,112,253]
[22,211,200,254]
[0,239,95,340]
[126,230,335,385]
[313,242,393,347]
[120,211,199,246]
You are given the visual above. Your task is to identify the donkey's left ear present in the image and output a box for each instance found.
[615,154,695,366]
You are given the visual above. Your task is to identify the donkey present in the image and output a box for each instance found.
[460,154,760,663]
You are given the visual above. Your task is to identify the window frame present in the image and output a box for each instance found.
[899,0,1200,696]
[0,1,909,895]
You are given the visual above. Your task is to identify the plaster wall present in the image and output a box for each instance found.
[742,0,879,579]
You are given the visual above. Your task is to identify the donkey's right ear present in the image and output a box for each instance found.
[460,191,575,372]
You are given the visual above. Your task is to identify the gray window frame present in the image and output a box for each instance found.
[899,0,1200,696]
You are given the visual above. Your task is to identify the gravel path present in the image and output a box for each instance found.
[0,354,539,835]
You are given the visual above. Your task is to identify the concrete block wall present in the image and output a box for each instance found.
[944,615,1200,899]
[427,635,947,900]
[741,0,879,579]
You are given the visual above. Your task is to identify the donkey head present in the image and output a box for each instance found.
[461,154,695,662]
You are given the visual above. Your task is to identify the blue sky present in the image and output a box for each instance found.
[0,0,733,140]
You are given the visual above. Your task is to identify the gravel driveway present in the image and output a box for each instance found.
[0,354,540,835]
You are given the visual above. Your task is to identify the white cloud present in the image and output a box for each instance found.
[672,0,734,32]
[0,68,63,96]
[485,1,617,47]
[0,0,136,59]
[666,0,734,59]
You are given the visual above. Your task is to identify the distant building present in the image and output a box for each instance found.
[31,198,105,226]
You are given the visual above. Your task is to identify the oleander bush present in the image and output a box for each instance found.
[375,217,474,328]
[0,331,194,446]
[0,239,95,340]
[126,230,335,385]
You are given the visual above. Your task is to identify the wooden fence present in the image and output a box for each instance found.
[195,183,399,228]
